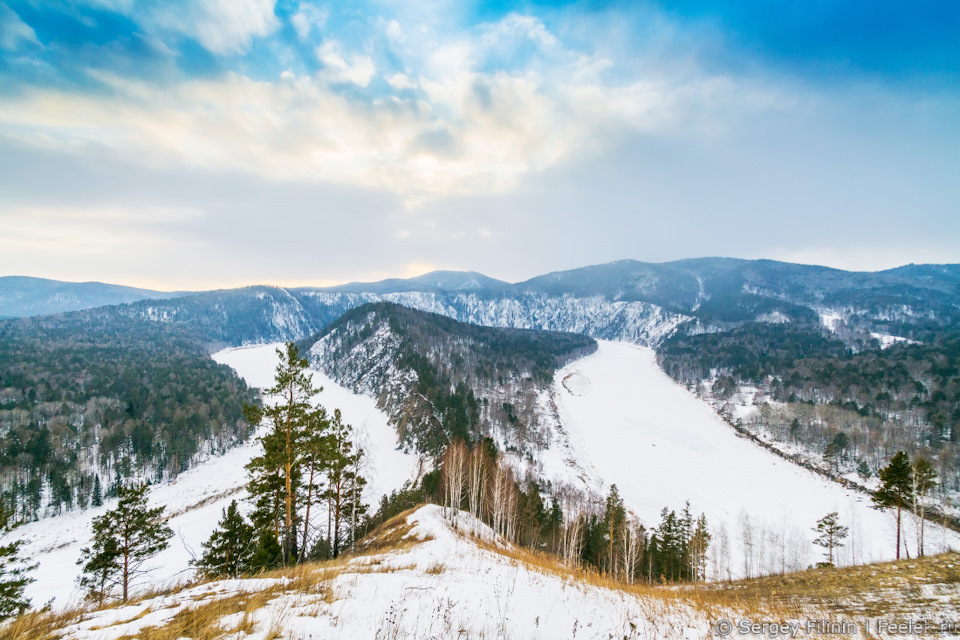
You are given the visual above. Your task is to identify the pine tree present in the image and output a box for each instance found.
[92,475,103,507]
[249,529,283,573]
[0,506,35,620]
[245,342,320,566]
[873,451,913,559]
[856,460,871,482]
[77,484,172,603]
[195,501,255,578]
[688,514,711,582]
[296,406,330,563]
[324,410,367,558]
[812,512,848,566]
[603,485,625,578]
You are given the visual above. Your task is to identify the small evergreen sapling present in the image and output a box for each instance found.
[195,500,256,578]
[812,512,848,567]
[77,484,172,603]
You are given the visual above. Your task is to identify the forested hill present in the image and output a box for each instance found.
[0,312,257,522]
[300,302,597,457]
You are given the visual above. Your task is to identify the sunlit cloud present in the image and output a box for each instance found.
[0,11,793,206]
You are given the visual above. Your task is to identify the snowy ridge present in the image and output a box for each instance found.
[301,290,689,347]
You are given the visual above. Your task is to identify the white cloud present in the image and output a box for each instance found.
[0,3,39,51]
[0,10,813,206]
[144,0,279,55]
[291,2,328,41]
[316,40,376,87]
[386,72,417,90]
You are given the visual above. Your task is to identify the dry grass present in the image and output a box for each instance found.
[470,533,960,622]
[112,588,284,640]
[0,607,85,640]
[706,551,960,617]
[470,534,801,621]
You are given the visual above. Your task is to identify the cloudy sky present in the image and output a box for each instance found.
[0,1,958,290]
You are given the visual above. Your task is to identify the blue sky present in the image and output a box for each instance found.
[0,0,958,288]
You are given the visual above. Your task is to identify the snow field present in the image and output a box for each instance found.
[552,341,960,578]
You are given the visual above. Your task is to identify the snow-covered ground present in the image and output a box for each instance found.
[54,505,715,640]
[12,344,418,609]
[552,341,960,578]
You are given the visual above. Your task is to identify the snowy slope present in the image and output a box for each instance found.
[11,344,418,609]
[552,341,960,578]
[54,505,717,640]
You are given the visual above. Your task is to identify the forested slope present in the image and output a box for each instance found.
[301,302,597,457]
[0,313,256,521]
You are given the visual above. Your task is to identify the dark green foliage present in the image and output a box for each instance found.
[77,484,173,602]
[244,343,368,568]
[603,485,626,574]
[659,323,850,384]
[245,343,322,566]
[0,314,256,522]
[873,451,913,559]
[249,530,283,573]
[195,501,255,579]
[0,505,35,620]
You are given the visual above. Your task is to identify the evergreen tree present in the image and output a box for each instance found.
[856,460,871,482]
[688,514,710,582]
[92,475,103,508]
[324,410,367,558]
[245,342,320,566]
[296,406,330,563]
[195,501,255,578]
[77,484,172,603]
[603,485,625,578]
[248,529,283,573]
[0,506,35,620]
[812,512,848,567]
[873,451,913,559]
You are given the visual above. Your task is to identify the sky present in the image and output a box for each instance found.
[0,0,958,290]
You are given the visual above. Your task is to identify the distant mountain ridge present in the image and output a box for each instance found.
[0,276,180,318]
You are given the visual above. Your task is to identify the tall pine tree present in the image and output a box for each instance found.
[245,343,321,566]
[873,451,913,560]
